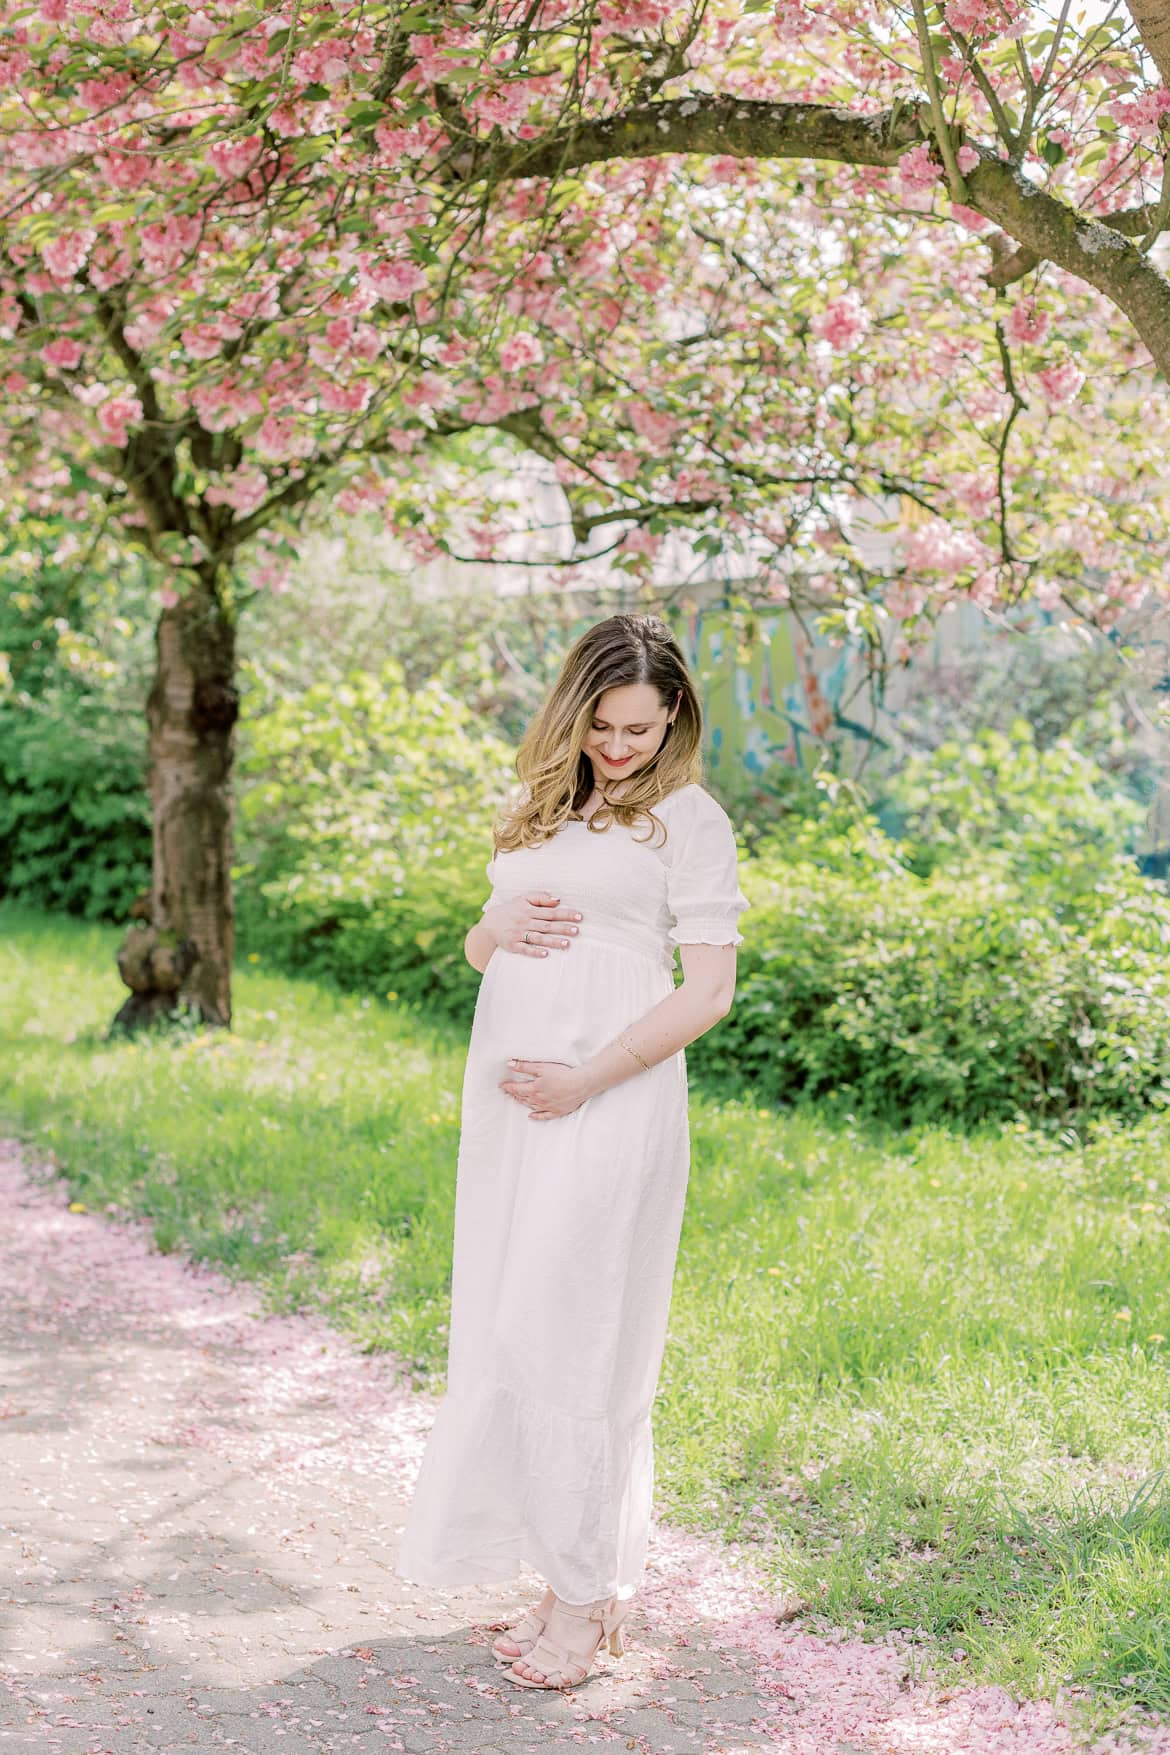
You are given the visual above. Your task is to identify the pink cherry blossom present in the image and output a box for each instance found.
[902,519,988,579]
[76,73,132,110]
[97,394,144,446]
[597,0,671,27]
[40,337,83,370]
[349,324,382,362]
[953,472,999,518]
[207,134,263,181]
[320,380,372,413]
[181,317,243,360]
[1037,359,1086,404]
[98,151,151,191]
[335,476,385,515]
[471,86,530,132]
[139,216,201,276]
[886,579,931,618]
[620,525,663,558]
[950,203,992,232]
[41,229,95,284]
[1108,86,1170,139]
[323,316,354,351]
[498,332,544,372]
[254,414,316,463]
[254,561,292,595]
[205,467,269,515]
[898,144,942,191]
[773,0,815,40]
[944,0,1026,36]
[384,427,419,454]
[357,256,428,302]
[0,0,1159,665]
[628,401,681,448]
[811,293,871,352]
[1006,298,1051,346]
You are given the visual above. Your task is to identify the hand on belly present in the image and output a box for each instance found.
[498,1057,590,1122]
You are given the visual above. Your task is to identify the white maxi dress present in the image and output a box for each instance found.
[396,782,750,1605]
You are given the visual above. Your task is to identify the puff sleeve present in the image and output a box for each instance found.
[663,787,750,948]
[480,851,498,915]
[479,780,527,913]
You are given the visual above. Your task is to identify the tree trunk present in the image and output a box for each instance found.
[113,571,239,1032]
[1128,2,1170,89]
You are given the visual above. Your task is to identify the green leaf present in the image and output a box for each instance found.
[548,178,586,214]
[292,137,332,167]
[407,227,442,265]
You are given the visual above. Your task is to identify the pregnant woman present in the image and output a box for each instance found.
[396,612,750,1691]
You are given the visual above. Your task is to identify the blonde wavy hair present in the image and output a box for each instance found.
[493,613,703,854]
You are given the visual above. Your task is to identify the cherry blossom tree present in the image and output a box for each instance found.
[3,1,1170,1025]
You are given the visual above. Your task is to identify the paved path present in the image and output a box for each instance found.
[1,1138,1165,1755]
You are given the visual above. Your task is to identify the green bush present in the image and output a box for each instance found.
[689,799,1170,1127]
[233,656,515,1020]
[0,684,151,919]
[0,524,156,921]
[883,720,1145,882]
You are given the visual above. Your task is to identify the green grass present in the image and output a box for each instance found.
[4,901,1170,1740]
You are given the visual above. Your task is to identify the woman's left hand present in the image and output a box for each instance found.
[499,1058,591,1121]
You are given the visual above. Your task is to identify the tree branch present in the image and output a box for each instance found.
[223,464,330,550]
[912,0,968,199]
[490,96,1170,377]
[93,292,192,540]
[965,151,1170,374]
[993,314,1027,564]
[986,191,1170,286]
[496,94,927,180]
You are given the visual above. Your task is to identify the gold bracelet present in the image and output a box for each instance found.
[618,1034,651,1072]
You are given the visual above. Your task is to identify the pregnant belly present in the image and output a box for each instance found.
[471,937,674,1076]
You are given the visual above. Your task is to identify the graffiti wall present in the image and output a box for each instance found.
[652,601,983,780]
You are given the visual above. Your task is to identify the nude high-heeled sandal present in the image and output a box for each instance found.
[505,1592,630,1690]
[490,1587,554,1663]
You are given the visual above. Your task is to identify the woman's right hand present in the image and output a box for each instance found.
[482,892,583,957]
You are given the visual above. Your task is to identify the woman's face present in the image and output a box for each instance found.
[582,683,678,786]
